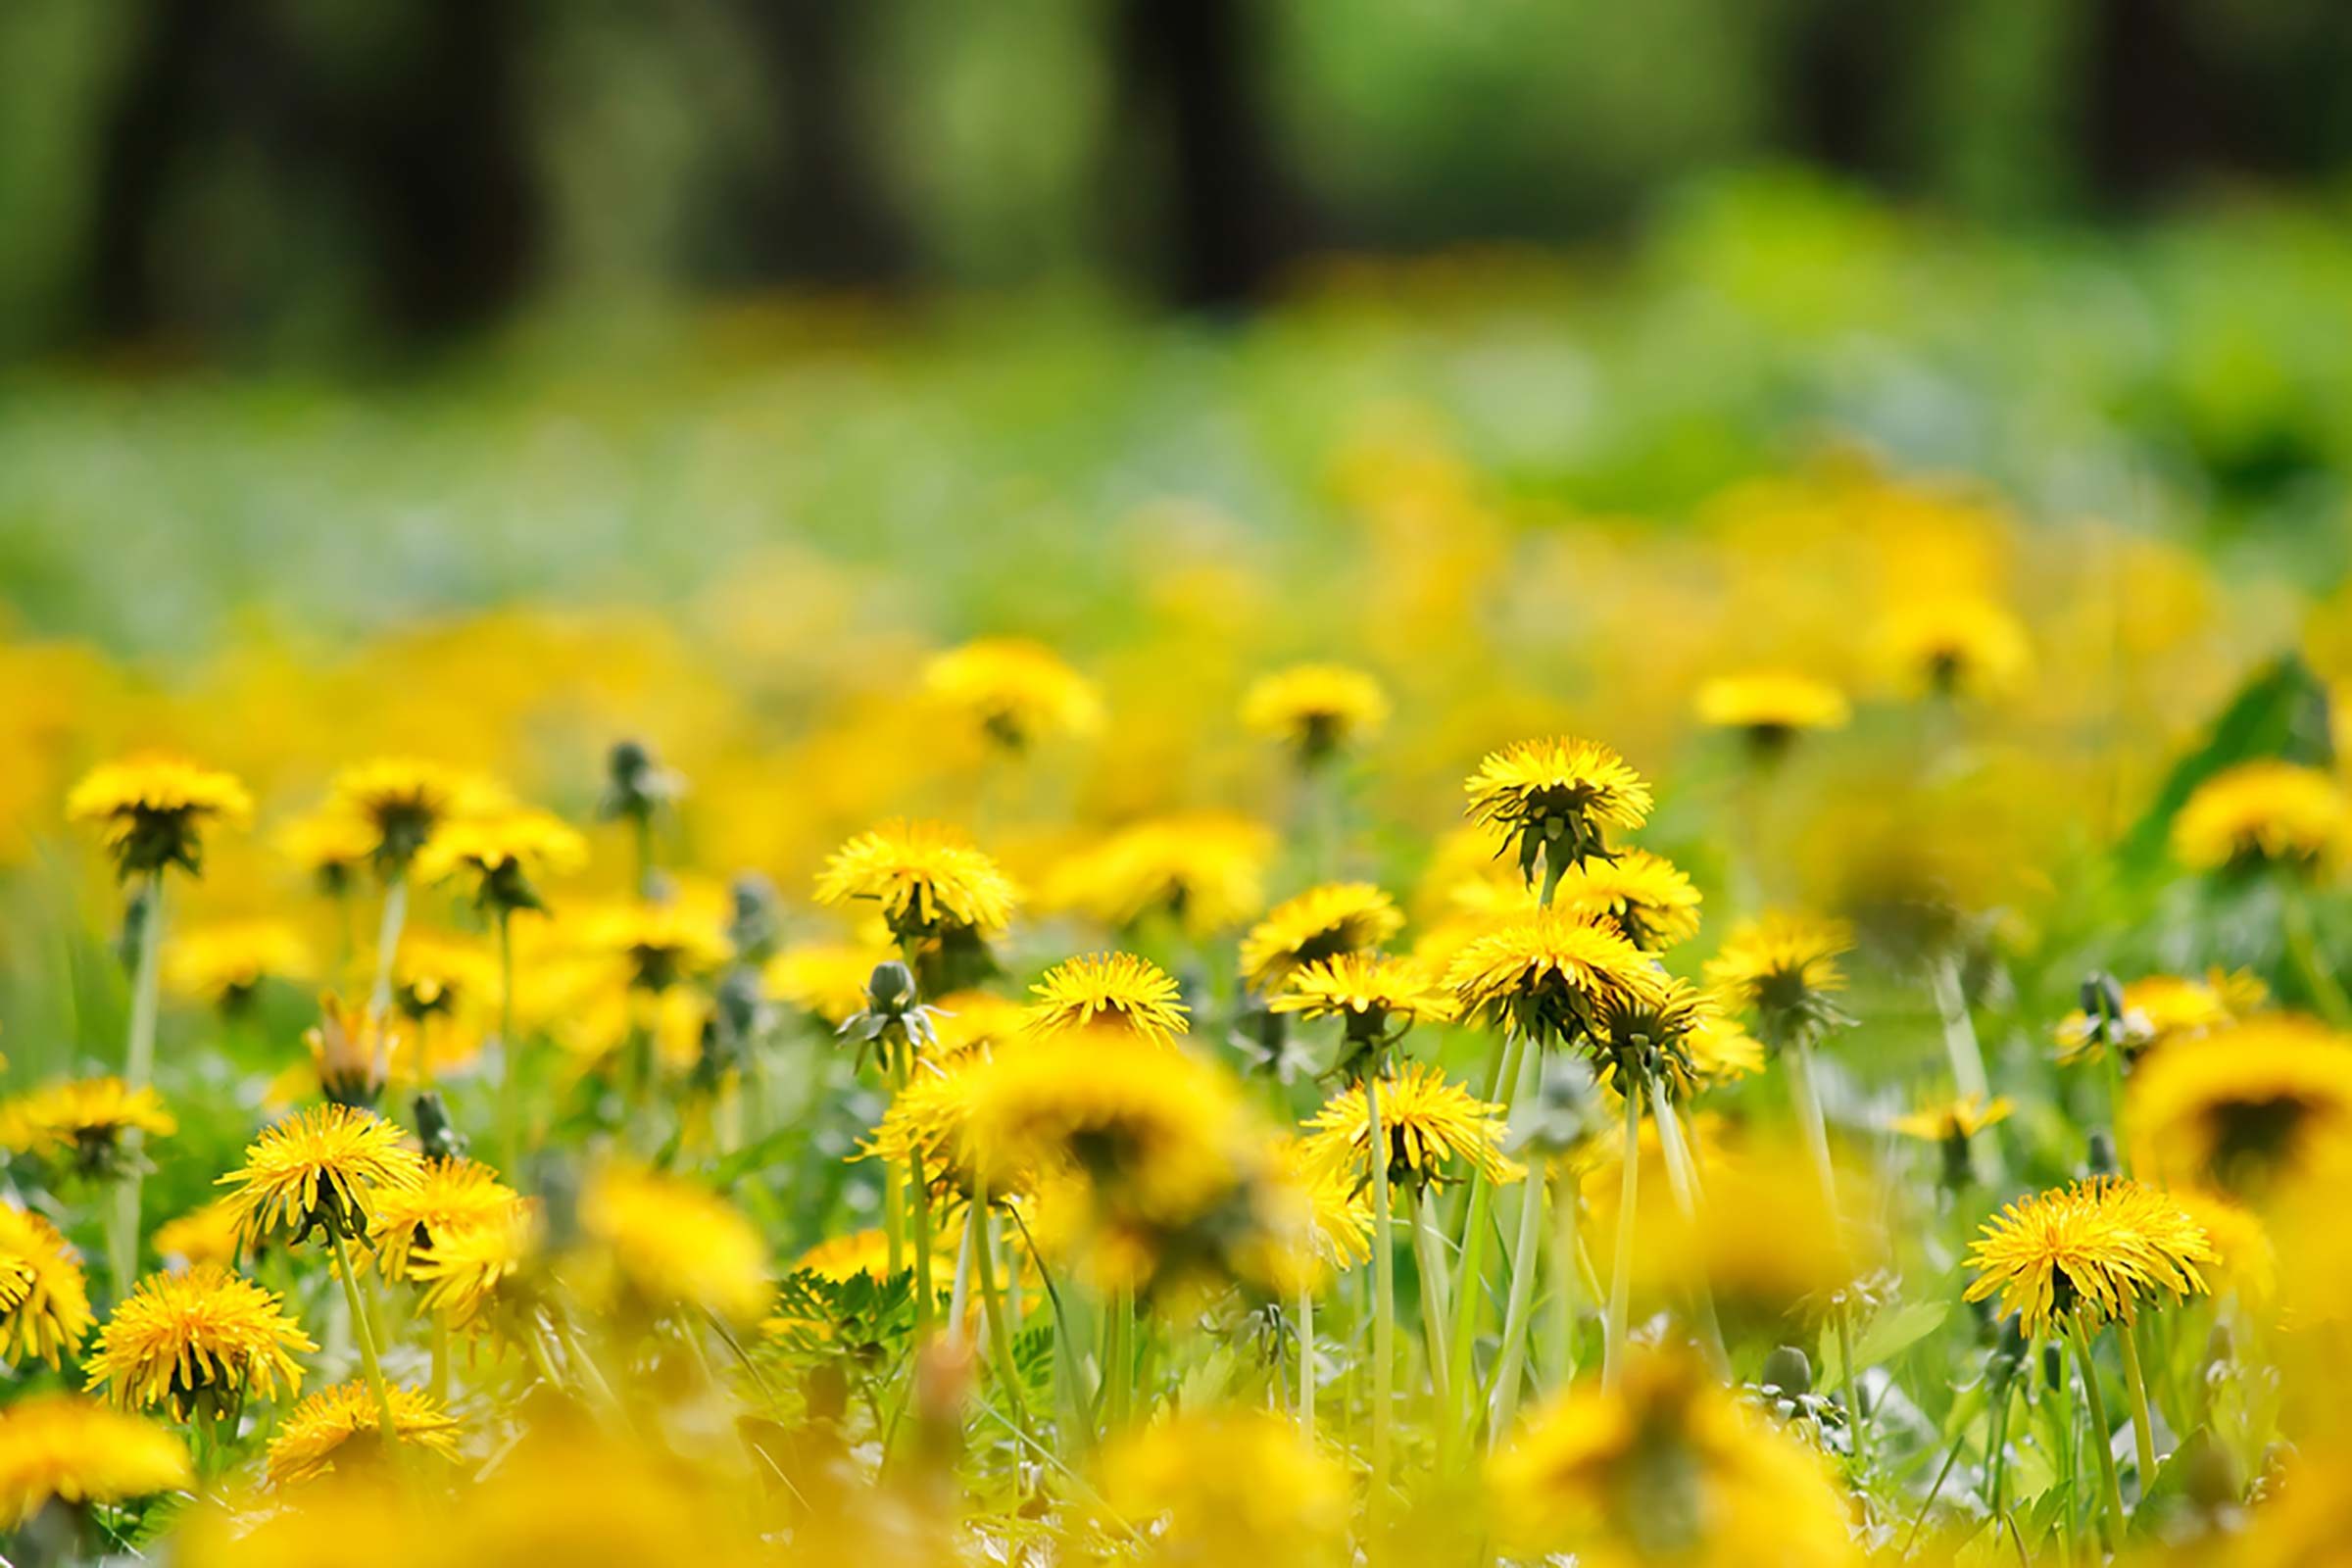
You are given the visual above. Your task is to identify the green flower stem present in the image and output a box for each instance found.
[108,870,167,1301]
[1445,1029,1526,1410]
[1488,1153,1547,1441]
[2070,1312,2130,1547]
[2282,882,2352,1029]
[368,869,410,1016]
[1410,1189,1452,1413]
[632,810,658,901]
[496,907,521,1176]
[893,1052,935,1330]
[1930,954,1991,1102]
[1788,1041,1839,1212]
[1550,1185,1585,1387]
[2116,1316,2159,1489]
[1649,1085,1732,1379]
[973,1201,1029,1429]
[1602,1084,1641,1389]
[1365,1067,1397,1499]
[431,1316,451,1402]
[1296,1283,1315,1440]
[331,1222,404,1446]
[1836,1299,1869,1470]
[947,1207,977,1347]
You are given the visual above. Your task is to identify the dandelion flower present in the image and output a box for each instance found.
[1964,1177,2214,1335]
[267,1380,462,1485]
[922,636,1102,750]
[1240,662,1390,761]
[1555,849,1703,952]
[571,1163,768,1324]
[330,758,501,872]
[0,1394,190,1530]
[1694,670,1850,746]
[412,1200,538,1333]
[0,1076,176,1179]
[1024,952,1189,1044]
[414,807,588,913]
[2171,760,2352,875]
[1272,952,1455,1034]
[2128,1018,2352,1197]
[581,898,731,993]
[1703,910,1853,1051]
[930,989,1033,1057]
[217,1103,425,1248]
[1446,905,1662,1049]
[2056,968,2266,1067]
[1099,1407,1349,1557]
[67,755,252,877]
[1239,881,1405,993]
[1303,1060,1522,1195]
[276,807,376,898]
[765,940,898,1027]
[1878,595,2032,699]
[368,1156,520,1279]
[151,1200,246,1272]
[166,918,313,1011]
[305,996,396,1109]
[1891,1092,2014,1144]
[816,819,1020,942]
[1046,812,1273,936]
[1683,1016,1765,1089]
[85,1264,314,1418]
[1464,736,1651,885]
[787,1227,894,1283]
[0,1202,93,1366]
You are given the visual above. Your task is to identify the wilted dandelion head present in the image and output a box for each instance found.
[66,754,251,878]
[1046,812,1274,937]
[1555,849,1703,952]
[1703,910,1853,1052]
[0,1201,92,1368]
[1446,905,1662,1049]
[1963,1176,2213,1335]
[0,1076,176,1181]
[1304,1061,1522,1197]
[1693,670,1850,747]
[1024,952,1190,1045]
[305,996,395,1111]
[166,918,313,1012]
[1098,1407,1349,1557]
[2127,1017,2352,1199]
[414,807,588,913]
[217,1103,425,1249]
[1240,662,1391,762]
[815,819,1021,945]
[0,1394,191,1530]
[266,1380,462,1486]
[922,636,1102,751]
[329,757,501,872]
[1487,1351,1859,1568]
[84,1264,314,1419]
[2171,760,2352,876]
[1877,594,2031,699]
[1464,736,1652,885]
[1239,881,1405,994]
[571,1163,768,1325]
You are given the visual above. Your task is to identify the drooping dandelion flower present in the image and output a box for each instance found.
[2171,760,2352,875]
[1239,881,1405,994]
[2127,1018,2352,1198]
[1303,1061,1522,1196]
[1464,736,1652,888]
[1446,905,1663,1050]
[84,1264,314,1418]
[2056,968,2266,1067]
[266,1381,463,1485]
[414,807,588,914]
[922,636,1102,751]
[1555,849,1703,953]
[412,1199,538,1333]
[165,918,313,1012]
[1964,1177,2214,1335]
[1703,910,1854,1052]
[1046,812,1274,936]
[569,1163,768,1324]
[368,1156,520,1280]
[1877,594,2032,699]
[1693,670,1850,750]
[1023,952,1190,1044]
[0,1201,92,1366]
[1488,1352,1859,1568]
[1240,662,1391,762]
[329,758,500,873]
[67,755,252,878]
[1588,973,1718,1100]
[218,1103,426,1249]
[1098,1407,1349,1559]
[0,1394,191,1531]
[0,1076,176,1180]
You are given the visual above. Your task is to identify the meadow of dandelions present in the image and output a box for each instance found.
[3,438,2352,1568]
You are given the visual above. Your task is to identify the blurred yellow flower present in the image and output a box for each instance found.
[1877,594,2031,698]
[1098,1407,1349,1560]
[329,757,503,871]
[922,636,1102,750]
[571,1163,767,1324]
[0,1076,176,1178]
[2056,968,2266,1066]
[2172,760,2352,875]
[1693,670,1850,738]
[1239,881,1405,993]
[267,1380,461,1485]
[2128,1017,2352,1198]
[67,755,252,877]
[1045,811,1273,936]
[1703,910,1853,1050]
[1240,662,1390,760]
[166,917,314,1010]
[0,1394,191,1530]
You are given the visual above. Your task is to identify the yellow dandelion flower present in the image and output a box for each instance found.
[1464,736,1652,884]
[1684,1016,1764,1089]
[0,1076,176,1178]
[1636,1141,1878,1325]
[152,1199,246,1272]
[1045,812,1274,936]
[787,1227,894,1283]
[84,1264,314,1418]
[1878,594,2032,698]
[329,757,503,871]
[1267,1134,1373,1275]
[1892,1092,2014,1144]
[1555,849,1703,952]
[765,940,897,1026]
[67,754,252,877]
[579,898,731,993]
[2128,1017,2352,1198]
[571,1163,768,1324]
[412,1200,538,1333]
[1239,881,1405,993]
[1272,952,1455,1032]
[815,818,1021,950]
[2171,760,2352,875]
[1703,910,1853,1050]
[0,1394,190,1530]
[368,1156,519,1280]
[922,636,1102,750]
[166,918,313,1011]
[217,1103,426,1248]
[1588,973,1722,1100]
[413,807,588,913]
[1240,662,1391,760]
[1099,1407,1349,1558]
[1693,670,1851,740]
[930,989,1033,1056]
[861,1053,986,1199]
[302,995,396,1109]
[1964,1177,2214,1335]
[0,1201,93,1366]
[2171,1187,2276,1312]
[1446,905,1663,1048]
[2056,968,2266,1066]
[266,1380,462,1486]
[1488,1352,1859,1567]
[1024,952,1189,1044]
[275,806,376,897]
[1303,1060,1522,1194]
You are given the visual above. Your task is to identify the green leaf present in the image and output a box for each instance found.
[2118,653,2335,875]
[1820,1301,1949,1386]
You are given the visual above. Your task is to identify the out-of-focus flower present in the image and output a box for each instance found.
[1046,812,1274,936]
[1240,662,1390,763]
[0,1201,92,1366]
[570,1162,767,1324]
[266,1381,461,1485]
[1098,1407,1349,1560]
[276,808,376,898]
[1877,595,2032,699]
[581,899,731,994]
[1303,1061,1522,1196]
[151,1200,246,1272]
[1892,1092,2013,1145]
[1683,1016,1765,1089]
[368,1156,519,1280]
[1023,952,1189,1045]
[2056,969,2266,1067]
[329,758,502,873]
[1703,911,1853,1052]
[2171,760,2352,875]
[1465,736,1652,886]
[412,1200,538,1333]
[787,1227,893,1284]
[166,918,313,1011]
[67,755,252,877]
[1555,849,1703,952]
[0,1394,191,1530]
[1964,1177,2213,1335]
[1693,670,1850,747]
[84,1264,314,1418]
[414,807,588,914]
[0,1077,176,1180]
[1239,882,1405,994]
[764,939,897,1027]
[922,636,1102,751]
[306,996,395,1109]
[218,1104,425,1249]
[930,990,1032,1057]
[2128,1018,2352,1198]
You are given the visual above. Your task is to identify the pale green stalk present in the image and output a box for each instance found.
[1836,1299,1869,1469]
[1410,1190,1452,1412]
[1650,1084,1731,1379]
[1488,1154,1547,1441]
[1446,1029,1525,1406]
[368,870,410,1015]
[2070,1312,2129,1547]
[1365,1069,1396,1496]
[974,1201,1029,1429]
[331,1222,404,1445]
[1297,1284,1315,1439]
[108,871,166,1300]
[1603,1086,1640,1388]
[2116,1317,2159,1488]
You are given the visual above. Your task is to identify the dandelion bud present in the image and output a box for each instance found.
[2085,1129,2119,1176]
[599,738,679,823]
[413,1092,466,1160]
[308,997,392,1111]
[727,872,781,961]
[1761,1345,1813,1397]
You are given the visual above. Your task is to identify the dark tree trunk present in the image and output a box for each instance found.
[2083,0,2226,203]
